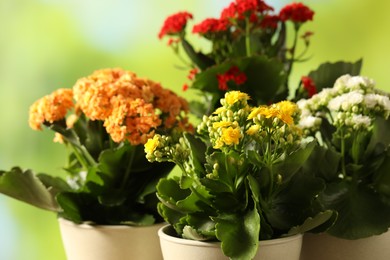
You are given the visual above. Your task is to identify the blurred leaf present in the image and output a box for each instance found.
[0,167,61,212]
[308,59,363,92]
[181,38,215,70]
[286,210,336,236]
[320,182,390,239]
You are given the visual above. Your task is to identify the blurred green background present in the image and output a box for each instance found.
[1,0,390,259]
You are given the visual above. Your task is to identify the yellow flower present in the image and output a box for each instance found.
[144,135,160,154]
[214,127,241,149]
[213,107,226,115]
[213,121,232,129]
[225,91,250,106]
[246,125,260,135]
[274,101,298,125]
[248,106,278,120]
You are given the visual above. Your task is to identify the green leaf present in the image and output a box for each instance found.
[303,144,341,182]
[157,203,186,234]
[191,56,286,105]
[286,210,336,236]
[0,167,61,212]
[56,192,84,223]
[319,182,390,239]
[214,207,260,260]
[181,38,215,70]
[308,59,363,92]
[273,140,316,183]
[373,150,390,197]
[156,178,191,211]
[264,169,324,231]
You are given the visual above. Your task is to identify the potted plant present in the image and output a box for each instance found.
[144,90,335,260]
[0,68,193,260]
[157,0,363,118]
[297,74,390,260]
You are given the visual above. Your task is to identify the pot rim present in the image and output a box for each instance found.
[58,217,165,230]
[158,224,302,247]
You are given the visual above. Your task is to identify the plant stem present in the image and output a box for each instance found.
[285,24,300,86]
[121,146,136,190]
[245,17,251,57]
[340,131,347,178]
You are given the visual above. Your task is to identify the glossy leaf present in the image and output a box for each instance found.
[215,207,260,260]
[0,167,61,212]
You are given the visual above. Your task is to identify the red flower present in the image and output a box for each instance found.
[260,15,280,29]
[217,66,247,91]
[182,84,189,92]
[187,68,199,80]
[221,2,237,20]
[221,0,273,21]
[192,18,229,35]
[301,76,317,97]
[279,2,314,23]
[158,12,193,39]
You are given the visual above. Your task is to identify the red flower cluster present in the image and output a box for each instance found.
[301,76,317,97]
[279,2,314,23]
[221,0,273,22]
[158,12,193,39]
[192,18,229,35]
[260,15,280,29]
[217,66,247,91]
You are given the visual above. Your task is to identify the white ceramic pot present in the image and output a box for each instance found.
[158,225,303,260]
[58,218,164,260]
[300,230,390,260]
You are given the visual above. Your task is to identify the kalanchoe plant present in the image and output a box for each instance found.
[158,0,317,116]
[145,91,335,260]
[0,68,192,226]
[297,74,390,239]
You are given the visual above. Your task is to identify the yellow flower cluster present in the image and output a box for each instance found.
[248,100,298,125]
[198,91,301,150]
[29,68,192,145]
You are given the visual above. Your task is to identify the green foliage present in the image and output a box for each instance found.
[299,69,390,239]
[0,115,175,226]
[155,132,334,259]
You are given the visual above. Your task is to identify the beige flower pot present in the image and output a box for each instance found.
[58,218,164,260]
[300,230,390,260]
[158,225,303,260]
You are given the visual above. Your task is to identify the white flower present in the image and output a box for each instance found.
[328,91,364,111]
[299,116,321,129]
[345,114,372,129]
[334,74,376,93]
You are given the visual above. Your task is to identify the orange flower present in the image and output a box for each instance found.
[29,88,74,130]
[73,68,136,120]
[104,98,162,145]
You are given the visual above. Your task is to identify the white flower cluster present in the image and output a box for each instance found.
[298,74,390,133]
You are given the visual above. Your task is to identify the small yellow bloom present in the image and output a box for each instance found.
[213,107,226,115]
[248,106,278,120]
[225,91,250,106]
[275,101,298,125]
[221,127,241,146]
[213,121,232,129]
[246,125,260,135]
[144,135,160,154]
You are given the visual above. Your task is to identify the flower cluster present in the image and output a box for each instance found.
[159,0,317,116]
[30,68,192,145]
[298,74,390,134]
[2,68,192,226]
[296,74,390,239]
[145,91,333,259]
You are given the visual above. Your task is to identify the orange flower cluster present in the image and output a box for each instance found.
[29,88,74,130]
[29,68,192,145]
